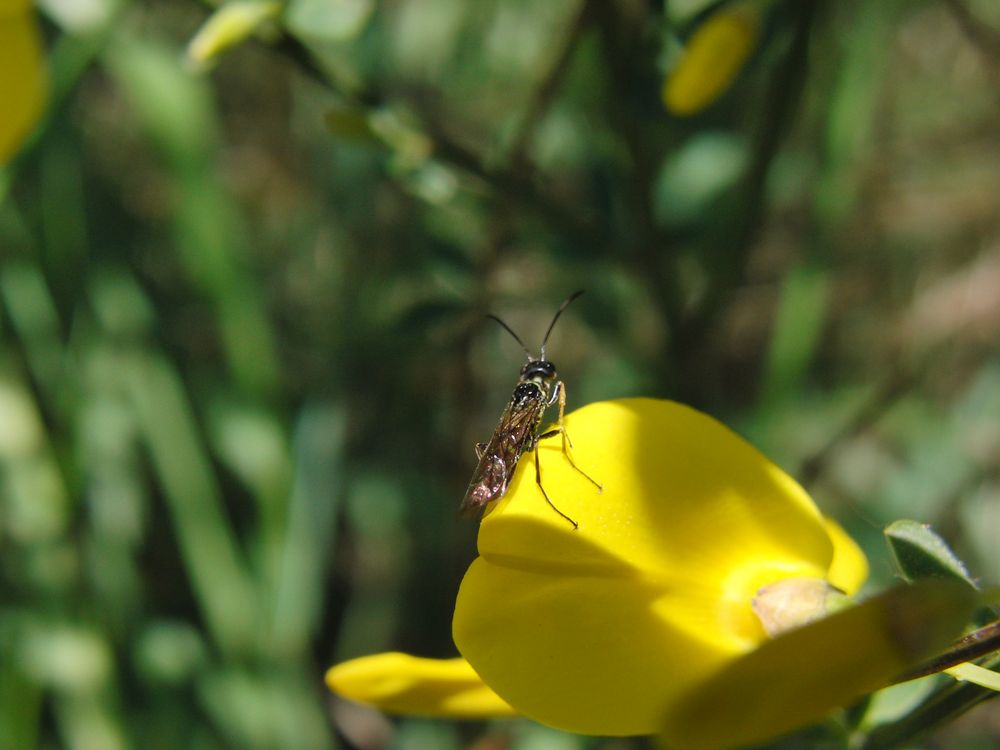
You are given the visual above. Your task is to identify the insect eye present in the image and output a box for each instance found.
[522,361,556,381]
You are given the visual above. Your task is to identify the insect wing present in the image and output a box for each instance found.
[460,398,543,516]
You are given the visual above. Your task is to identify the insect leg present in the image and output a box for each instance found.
[475,442,487,460]
[534,442,578,529]
[538,382,603,492]
[555,380,573,451]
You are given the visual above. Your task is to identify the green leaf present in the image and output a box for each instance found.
[884,520,975,586]
[652,131,748,227]
[104,38,217,167]
[285,0,374,42]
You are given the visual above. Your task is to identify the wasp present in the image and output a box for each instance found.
[460,291,602,529]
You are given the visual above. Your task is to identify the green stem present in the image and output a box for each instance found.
[861,662,1000,750]
[860,616,1000,748]
[894,620,1000,683]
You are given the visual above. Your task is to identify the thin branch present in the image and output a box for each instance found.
[862,655,1000,750]
[941,0,1000,61]
[681,0,820,358]
[268,31,604,247]
[894,620,1000,683]
[940,0,1000,107]
[593,2,685,382]
[505,0,595,168]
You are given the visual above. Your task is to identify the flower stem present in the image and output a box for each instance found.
[862,653,1000,749]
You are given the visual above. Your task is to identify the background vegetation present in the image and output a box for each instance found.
[3,0,1000,748]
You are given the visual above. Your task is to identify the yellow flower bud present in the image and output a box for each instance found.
[663,7,759,116]
[186,1,282,71]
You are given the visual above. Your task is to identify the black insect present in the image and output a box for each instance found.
[460,291,601,529]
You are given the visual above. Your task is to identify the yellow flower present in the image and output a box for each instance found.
[0,0,46,163]
[328,399,976,748]
[663,6,759,116]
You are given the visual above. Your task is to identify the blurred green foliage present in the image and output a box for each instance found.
[3,0,1000,748]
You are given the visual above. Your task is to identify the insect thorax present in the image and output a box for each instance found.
[511,381,547,409]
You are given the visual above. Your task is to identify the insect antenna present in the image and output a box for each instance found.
[539,290,584,360]
[486,314,533,359]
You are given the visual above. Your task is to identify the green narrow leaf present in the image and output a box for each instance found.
[760,263,829,405]
[0,362,71,546]
[0,619,43,750]
[270,402,346,655]
[106,40,281,398]
[53,693,127,750]
[0,261,71,412]
[103,37,216,167]
[124,350,261,654]
[816,1,898,222]
[89,271,261,651]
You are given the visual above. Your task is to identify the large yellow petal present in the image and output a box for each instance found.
[455,398,838,735]
[325,653,516,718]
[663,579,978,750]
[0,6,46,163]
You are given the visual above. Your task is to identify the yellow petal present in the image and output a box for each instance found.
[663,579,978,750]
[455,398,837,735]
[325,653,516,718]
[663,7,759,116]
[0,9,46,163]
[824,516,869,594]
[1,0,34,19]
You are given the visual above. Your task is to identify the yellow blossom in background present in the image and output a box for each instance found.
[663,6,759,116]
[185,0,282,71]
[0,0,46,163]
[328,399,977,749]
